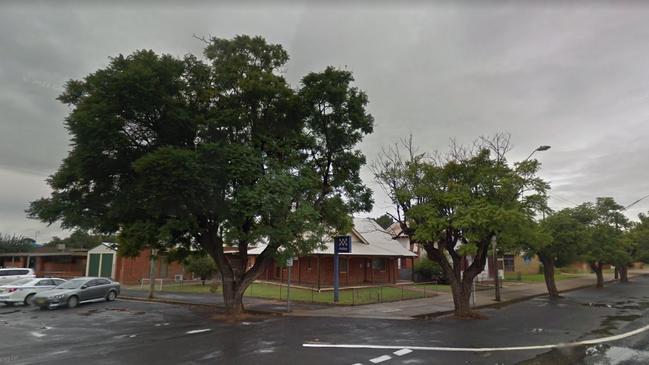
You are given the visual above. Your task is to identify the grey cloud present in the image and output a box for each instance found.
[2,2,649,241]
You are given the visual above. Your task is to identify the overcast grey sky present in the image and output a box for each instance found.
[2,1,649,241]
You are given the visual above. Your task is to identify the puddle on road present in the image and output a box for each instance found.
[518,309,649,364]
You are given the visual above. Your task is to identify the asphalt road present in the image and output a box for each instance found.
[2,276,649,365]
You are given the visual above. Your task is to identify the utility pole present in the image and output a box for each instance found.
[492,235,500,302]
[287,258,292,312]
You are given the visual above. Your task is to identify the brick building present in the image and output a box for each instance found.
[86,243,186,285]
[249,218,417,289]
[0,245,87,278]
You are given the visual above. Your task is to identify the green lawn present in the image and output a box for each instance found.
[145,282,446,305]
[503,273,581,282]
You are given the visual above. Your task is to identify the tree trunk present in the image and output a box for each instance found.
[619,265,629,283]
[449,279,474,318]
[222,280,246,316]
[539,255,559,299]
[590,263,604,288]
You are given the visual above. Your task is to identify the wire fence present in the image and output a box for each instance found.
[134,279,453,306]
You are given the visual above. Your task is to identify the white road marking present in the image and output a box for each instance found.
[186,329,212,334]
[394,348,413,356]
[30,332,46,338]
[304,323,649,352]
[369,355,391,363]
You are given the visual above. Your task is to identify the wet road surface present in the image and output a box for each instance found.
[1,275,649,364]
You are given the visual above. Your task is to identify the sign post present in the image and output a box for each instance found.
[333,236,351,303]
[286,257,293,312]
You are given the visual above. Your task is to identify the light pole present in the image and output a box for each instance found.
[523,145,551,162]
[493,144,551,302]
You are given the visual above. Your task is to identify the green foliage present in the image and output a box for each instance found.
[573,198,630,267]
[27,35,374,311]
[185,254,218,282]
[414,258,442,278]
[0,234,35,253]
[374,214,394,230]
[46,230,116,250]
[534,209,587,267]
[374,133,549,313]
[629,212,649,262]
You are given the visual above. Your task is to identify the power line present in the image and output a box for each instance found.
[549,194,579,207]
[624,194,649,210]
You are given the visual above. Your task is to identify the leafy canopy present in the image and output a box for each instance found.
[28,35,374,272]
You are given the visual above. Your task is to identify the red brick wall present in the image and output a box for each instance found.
[0,257,27,268]
[262,255,399,287]
[38,257,86,275]
[115,250,186,284]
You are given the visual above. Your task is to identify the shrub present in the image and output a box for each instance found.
[414,258,443,281]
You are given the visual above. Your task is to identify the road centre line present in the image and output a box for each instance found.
[369,355,391,363]
[304,323,649,352]
[393,348,413,356]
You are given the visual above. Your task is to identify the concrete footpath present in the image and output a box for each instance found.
[120,270,649,320]
[288,270,649,319]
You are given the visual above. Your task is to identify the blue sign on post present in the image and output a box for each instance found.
[333,235,351,302]
[334,235,352,254]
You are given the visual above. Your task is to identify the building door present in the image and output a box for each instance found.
[100,253,114,278]
[88,254,101,276]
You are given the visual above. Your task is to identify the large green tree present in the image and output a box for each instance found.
[573,198,630,287]
[529,209,586,298]
[28,35,373,315]
[374,135,549,318]
[629,211,649,264]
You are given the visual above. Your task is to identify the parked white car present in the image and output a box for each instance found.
[0,277,67,306]
[0,268,35,285]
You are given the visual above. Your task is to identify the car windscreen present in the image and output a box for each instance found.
[56,279,87,289]
[0,270,27,276]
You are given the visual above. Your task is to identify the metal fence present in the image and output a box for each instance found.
[135,279,456,306]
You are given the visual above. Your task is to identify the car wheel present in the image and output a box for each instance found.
[106,290,117,302]
[24,294,35,306]
[67,296,79,309]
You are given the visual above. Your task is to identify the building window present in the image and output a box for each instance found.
[307,257,312,270]
[372,258,386,271]
[504,255,515,272]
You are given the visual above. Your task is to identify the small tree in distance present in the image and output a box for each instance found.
[185,255,218,285]
[374,214,394,230]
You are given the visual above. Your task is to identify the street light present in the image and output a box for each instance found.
[493,144,550,302]
[524,145,551,162]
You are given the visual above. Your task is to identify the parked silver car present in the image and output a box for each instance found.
[0,277,66,306]
[33,277,120,309]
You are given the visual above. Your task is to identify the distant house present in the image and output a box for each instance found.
[0,245,87,278]
[86,243,186,284]
[249,218,417,288]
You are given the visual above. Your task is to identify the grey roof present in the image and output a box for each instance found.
[247,218,417,257]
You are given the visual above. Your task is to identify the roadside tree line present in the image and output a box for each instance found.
[26,34,649,319]
[374,135,649,317]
